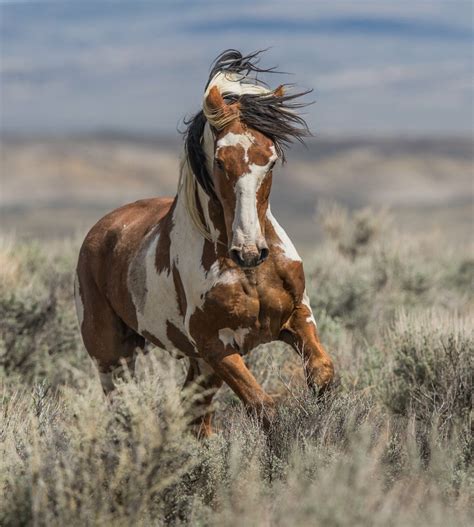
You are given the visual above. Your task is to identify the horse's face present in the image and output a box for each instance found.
[213,122,277,267]
[206,88,278,268]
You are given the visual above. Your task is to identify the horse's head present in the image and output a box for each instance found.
[183,50,310,268]
[205,86,278,267]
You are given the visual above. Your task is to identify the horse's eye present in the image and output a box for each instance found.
[215,159,225,170]
[269,160,276,171]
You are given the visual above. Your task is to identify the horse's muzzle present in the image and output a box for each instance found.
[229,244,269,268]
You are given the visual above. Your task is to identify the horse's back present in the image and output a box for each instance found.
[79,197,171,267]
[83,197,172,249]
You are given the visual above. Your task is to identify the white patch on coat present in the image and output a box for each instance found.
[74,272,84,331]
[218,328,235,348]
[129,229,183,350]
[267,206,302,262]
[213,268,240,286]
[302,290,317,327]
[218,327,250,349]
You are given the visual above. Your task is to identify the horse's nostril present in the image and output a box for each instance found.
[259,247,269,262]
[230,246,267,268]
[230,248,245,266]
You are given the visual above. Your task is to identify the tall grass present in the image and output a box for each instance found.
[1,207,473,526]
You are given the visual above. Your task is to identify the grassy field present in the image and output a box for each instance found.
[1,205,473,526]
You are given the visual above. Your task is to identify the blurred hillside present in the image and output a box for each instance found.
[1,135,472,252]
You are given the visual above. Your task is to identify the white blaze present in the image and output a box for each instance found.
[232,170,266,246]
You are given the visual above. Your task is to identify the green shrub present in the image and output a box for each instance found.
[381,311,473,430]
[0,239,87,388]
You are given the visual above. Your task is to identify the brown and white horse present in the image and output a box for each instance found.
[75,50,334,435]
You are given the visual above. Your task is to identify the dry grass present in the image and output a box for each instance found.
[1,207,473,526]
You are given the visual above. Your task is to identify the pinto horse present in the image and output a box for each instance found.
[75,50,334,435]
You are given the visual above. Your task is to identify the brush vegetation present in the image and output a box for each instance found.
[1,206,473,526]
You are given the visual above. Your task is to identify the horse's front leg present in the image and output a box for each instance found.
[202,340,275,427]
[280,298,334,394]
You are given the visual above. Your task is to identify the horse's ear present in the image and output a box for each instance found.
[204,85,239,129]
[205,86,226,114]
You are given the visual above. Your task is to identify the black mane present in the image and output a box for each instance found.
[184,49,312,197]
[206,49,277,89]
[183,111,216,198]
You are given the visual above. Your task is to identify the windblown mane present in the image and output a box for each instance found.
[180,49,312,239]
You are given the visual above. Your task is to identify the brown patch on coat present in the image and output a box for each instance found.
[155,201,175,274]
[201,238,216,272]
[141,330,165,350]
[172,264,187,317]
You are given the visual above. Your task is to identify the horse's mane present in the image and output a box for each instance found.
[179,49,312,239]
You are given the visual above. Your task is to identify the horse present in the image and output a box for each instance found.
[75,50,334,436]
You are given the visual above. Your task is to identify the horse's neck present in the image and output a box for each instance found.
[171,181,227,250]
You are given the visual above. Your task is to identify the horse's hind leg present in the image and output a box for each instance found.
[75,273,145,394]
[97,328,145,394]
[183,359,223,438]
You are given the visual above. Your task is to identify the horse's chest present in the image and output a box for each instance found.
[190,270,295,353]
